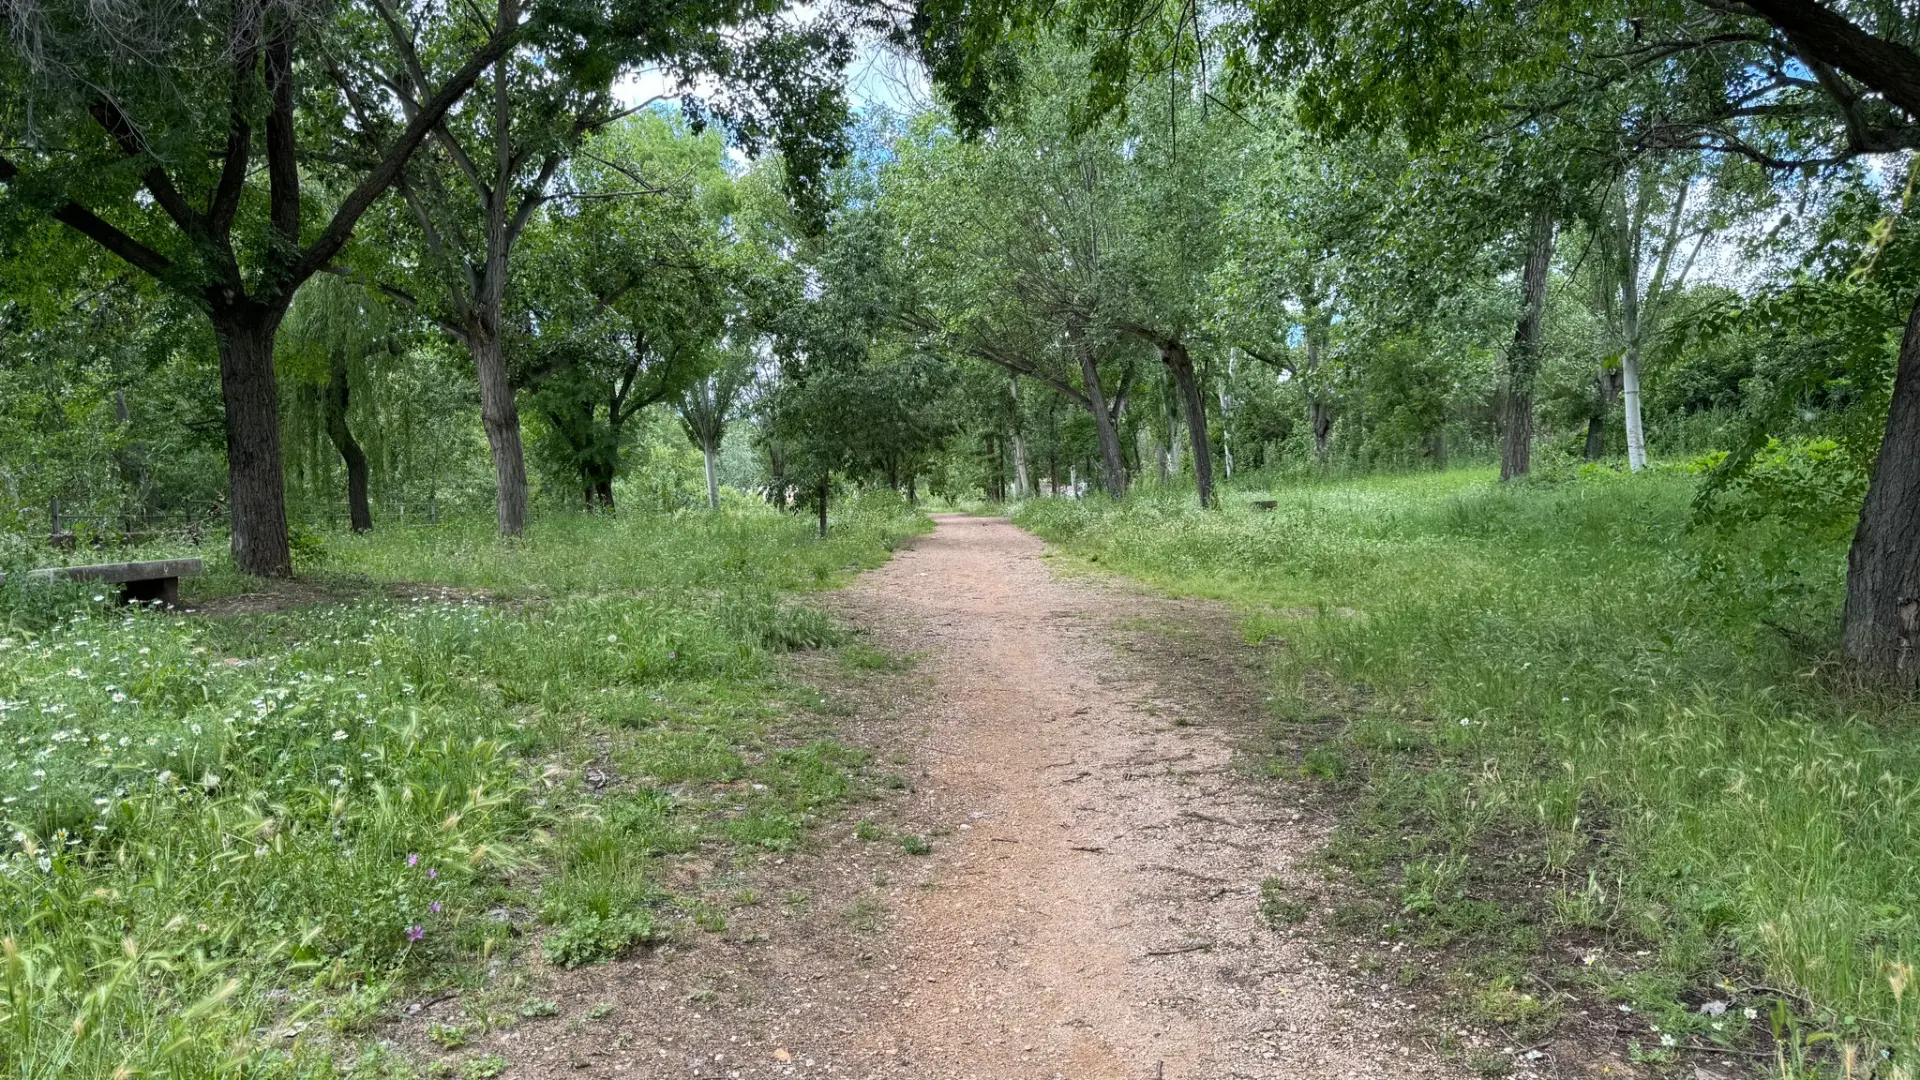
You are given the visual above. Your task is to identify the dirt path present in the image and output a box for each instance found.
[825,514,1461,1080]
[467,514,1473,1080]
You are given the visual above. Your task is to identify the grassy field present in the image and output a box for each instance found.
[0,496,926,1078]
[1019,468,1920,1075]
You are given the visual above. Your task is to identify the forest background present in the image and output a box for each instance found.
[8,0,1920,1074]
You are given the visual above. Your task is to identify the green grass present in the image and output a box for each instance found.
[1018,469,1920,1073]
[0,495,926,1077]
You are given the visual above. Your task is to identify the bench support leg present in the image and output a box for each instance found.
[120,577,181,609]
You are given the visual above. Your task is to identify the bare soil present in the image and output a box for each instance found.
[416,514,1532,1079]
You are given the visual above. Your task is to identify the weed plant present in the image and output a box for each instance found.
[1019,469,1920,1071]
[0,497,925,1076]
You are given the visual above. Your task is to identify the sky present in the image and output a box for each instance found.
[614,39,932,134]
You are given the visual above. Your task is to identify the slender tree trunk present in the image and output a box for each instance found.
[1843,289,1920,686]
[703,436,721,510]
[817,477,829,538]
[1584,365,1621,461]
[1306,314,1332,459]
[1501,204,1556,481]
[767,443,787,510]
[471,329,529,534]
[1009,374,1030,499]
[1159,338,1213,508]
[1622,343,1648,470]
[212,307,293,576]
[323,348,373,533]
[1074,334,1128,498]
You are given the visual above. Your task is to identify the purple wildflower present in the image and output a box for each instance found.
[429,901,442,914]
[405,925,425,942]
[426,867,438,880]
[406,853,419,867]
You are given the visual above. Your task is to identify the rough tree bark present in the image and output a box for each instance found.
[1843,290,1920,686]
[471,329,530,532]
[1501,204,1556,481]
[212,308,294,575]
[323,346,373,533]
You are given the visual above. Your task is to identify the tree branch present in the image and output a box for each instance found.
[289,17,524,288]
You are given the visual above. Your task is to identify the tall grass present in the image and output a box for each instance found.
[1019,471,1920,1069]
[0,496,925,1076]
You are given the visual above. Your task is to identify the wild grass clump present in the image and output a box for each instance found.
[0,498,926,1075]
[1019,470,1920,1066]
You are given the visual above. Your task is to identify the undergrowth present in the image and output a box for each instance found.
[1019,468,1920,1077]
[0,495,926,1077]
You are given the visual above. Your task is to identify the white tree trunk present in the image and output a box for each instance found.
[1218,378,1234,480]
[702,439,721,510]
[1622,345,1647,470]
[1011,428,1030,499]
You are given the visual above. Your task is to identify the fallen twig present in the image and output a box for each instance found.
[1144,940,1215,957]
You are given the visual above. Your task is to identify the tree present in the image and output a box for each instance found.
[883,61,1151,499]
[0,0,527,572]
[279,275,405,531]
[678,352,756,510]
[515,114,739,507]
[359,12,853,534]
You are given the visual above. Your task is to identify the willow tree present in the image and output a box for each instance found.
[279,276,406,532]
[678,353,756,510]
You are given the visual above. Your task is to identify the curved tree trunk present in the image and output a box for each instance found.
[324,348,373,533]
[471,329,529,535]
[213,308,293,576]
[1501,204,1556,482]
[1843,289,1920,687]
[1074,335,1129,498]
[1159,337,1213,508]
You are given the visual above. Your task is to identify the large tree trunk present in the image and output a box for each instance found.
[1843,290,1920,686]
[1501,204,1556,481]
[1159,337,1213,508]
[324,348,373,533]
[213,308,293,576]
[702,436,721,510]
[471,329,529,535]
[1074,334,1129,498]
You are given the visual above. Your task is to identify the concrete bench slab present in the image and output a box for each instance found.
[0,558,204,608]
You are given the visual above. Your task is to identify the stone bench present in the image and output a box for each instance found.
[0,558,204,608]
